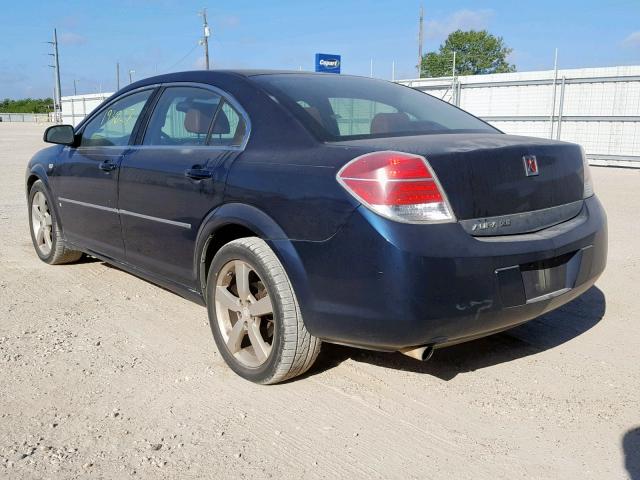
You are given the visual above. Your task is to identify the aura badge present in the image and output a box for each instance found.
[523,155,539,176]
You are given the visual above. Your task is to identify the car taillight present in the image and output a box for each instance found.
[337,151,455,223]
[581,147,594,198]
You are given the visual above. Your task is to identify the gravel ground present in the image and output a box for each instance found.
[1,122,639,480]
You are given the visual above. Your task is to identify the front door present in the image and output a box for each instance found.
[118,85,247,286]
[55,89,154,260]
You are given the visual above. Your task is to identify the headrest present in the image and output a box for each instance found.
[211,110,230,134]
[304,106,323,126]
[184,107,211,134]
[370,112,411,135]
[176,101,192,113]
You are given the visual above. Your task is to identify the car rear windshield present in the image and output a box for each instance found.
[253,74,498,141]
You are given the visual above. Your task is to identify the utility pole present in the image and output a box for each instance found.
[199,8,211,70]
[73,79,78,96]
[47,29,62,122]
[417,4,424,78]
[128,70,135,84]
[49,67,57,117]
[53,29,61,118]
[116,62,120,91]
[48,64,56,116]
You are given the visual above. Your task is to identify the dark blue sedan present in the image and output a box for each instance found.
[26,70,607,383]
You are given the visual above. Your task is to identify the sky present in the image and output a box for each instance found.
[0,0,639,99]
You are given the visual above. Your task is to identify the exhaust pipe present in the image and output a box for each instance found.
[399,345,434,361]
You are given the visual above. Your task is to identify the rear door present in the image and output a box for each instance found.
[118,84,248,286]
[55,89,155,260]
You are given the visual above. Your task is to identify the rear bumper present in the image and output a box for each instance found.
[277,195,607,351]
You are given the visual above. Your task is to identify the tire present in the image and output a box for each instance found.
[206,237,321,384]
[28,180,83,265]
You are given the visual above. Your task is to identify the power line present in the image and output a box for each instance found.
[165,43,200,72]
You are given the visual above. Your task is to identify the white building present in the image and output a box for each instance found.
[61,92,113,126]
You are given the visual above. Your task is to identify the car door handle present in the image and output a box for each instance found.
[98,160,118,172]
[185,168,213,180]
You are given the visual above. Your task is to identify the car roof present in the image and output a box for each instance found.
[219,69,320,76]
[123,69,366,90]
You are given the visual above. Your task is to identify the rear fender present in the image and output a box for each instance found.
[193,203,309,302]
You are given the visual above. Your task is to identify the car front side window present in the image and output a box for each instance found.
[80,90,153,147]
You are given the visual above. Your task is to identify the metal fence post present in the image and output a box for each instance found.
[549,49,559,139]
[557,76,566,140]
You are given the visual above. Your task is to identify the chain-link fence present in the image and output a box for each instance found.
[0,113,52,123]
[46,67,640,169]
[398,66,640,168]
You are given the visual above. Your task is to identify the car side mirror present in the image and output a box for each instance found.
[43,125,76,146]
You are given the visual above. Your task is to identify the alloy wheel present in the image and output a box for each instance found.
[31,191,53,256]
[214,260,275,368]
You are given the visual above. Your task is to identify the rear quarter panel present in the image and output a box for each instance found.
[223,146,363,241]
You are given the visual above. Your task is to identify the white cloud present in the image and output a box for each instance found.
[59,32,87,46]
[426,9,494,40]
[623,31,640,47]
[220,15,240,28]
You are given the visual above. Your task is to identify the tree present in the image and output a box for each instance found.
[421,30,515,78]
[0,98,54,113]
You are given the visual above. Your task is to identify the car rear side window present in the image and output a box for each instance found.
[143,87,221,146]
[208,101,246,147]
[254,74,498,141]
[80,90,152,147]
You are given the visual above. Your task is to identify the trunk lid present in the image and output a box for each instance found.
[334,133,585,221]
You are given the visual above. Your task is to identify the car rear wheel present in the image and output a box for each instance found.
[28,180,83,265]
[206,237,321,384]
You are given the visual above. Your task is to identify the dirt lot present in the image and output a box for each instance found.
[0,122,638,479]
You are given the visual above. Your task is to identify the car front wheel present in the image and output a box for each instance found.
[206,237,321,384]
[28,180,82,265]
